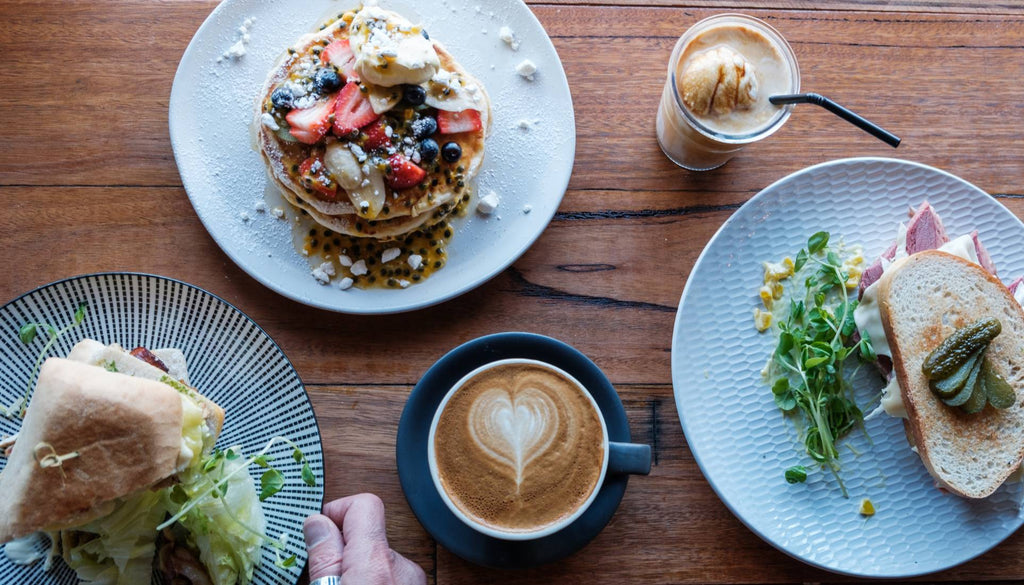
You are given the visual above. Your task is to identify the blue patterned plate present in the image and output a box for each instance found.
[0,273,323,585]
[672,158,1024,577]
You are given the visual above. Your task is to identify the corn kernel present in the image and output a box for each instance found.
[759,285,774,308]
[754,308,772,332]
[859,498,875,516]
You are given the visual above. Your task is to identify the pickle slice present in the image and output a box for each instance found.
[960,376,988,414]
[922,318,1002,380]
[983,358,1016,410]
[930,349,983,399]
[942,351,985,408]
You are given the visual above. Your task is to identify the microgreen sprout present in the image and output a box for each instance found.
[784,465,808,484]
[159,438,318,570]
[766,232,874,497]
[7,303,88,418]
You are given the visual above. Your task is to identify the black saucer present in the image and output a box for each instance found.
[396,332,633,569]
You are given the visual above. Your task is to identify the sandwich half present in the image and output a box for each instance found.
[0,340,263,585]
[877,250,1024,498]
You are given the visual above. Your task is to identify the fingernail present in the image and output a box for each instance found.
[303,516,331,548]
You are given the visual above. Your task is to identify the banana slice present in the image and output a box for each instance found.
[366,83,402,115]
[323,142,387,219]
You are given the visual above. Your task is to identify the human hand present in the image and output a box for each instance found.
[304,493,427,585]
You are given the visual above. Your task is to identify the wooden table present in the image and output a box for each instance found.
[3,0,1024,582]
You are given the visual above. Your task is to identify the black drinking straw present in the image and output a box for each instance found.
[769,93,901,148]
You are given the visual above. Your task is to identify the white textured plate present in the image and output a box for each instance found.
[169,0,574,314]
[671,158,1024,577]
[0,273,323,585]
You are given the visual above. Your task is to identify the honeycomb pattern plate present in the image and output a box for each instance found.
[671,158,1024,577]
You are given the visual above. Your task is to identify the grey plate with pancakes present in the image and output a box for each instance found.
[169,0,575,313]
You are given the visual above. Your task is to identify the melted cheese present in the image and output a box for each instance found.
[854,233,982,418]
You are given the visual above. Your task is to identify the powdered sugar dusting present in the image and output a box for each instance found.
[169,0,573,312]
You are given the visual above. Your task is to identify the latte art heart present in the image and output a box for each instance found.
[468,386,559,488]
[432,362,606,533]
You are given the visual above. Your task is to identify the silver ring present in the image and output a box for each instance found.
[310,577,342,585]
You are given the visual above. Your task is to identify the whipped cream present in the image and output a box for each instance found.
[349,7,440,87]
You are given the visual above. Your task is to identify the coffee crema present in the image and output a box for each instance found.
[433,362,606,533]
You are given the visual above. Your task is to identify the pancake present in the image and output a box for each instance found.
[254,6,491,240]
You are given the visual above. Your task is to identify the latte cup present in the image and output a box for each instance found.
[427,359,651,541]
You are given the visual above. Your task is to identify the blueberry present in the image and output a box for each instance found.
[411,116,438,139]
[441,142,462,163]
[419,138,439,163]
[313,69,342,94]
[271,87,294,109]
[403,84,427,106]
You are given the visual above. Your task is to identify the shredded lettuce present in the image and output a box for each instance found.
[61,489,167,585]
[169,446,266,585]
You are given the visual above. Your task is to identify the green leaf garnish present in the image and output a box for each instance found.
[763,232,865,497]
[276,554,297,569]
[292,448,303,464]
[785,465,808,484]
[253,455,269,468]
[18,324,38,345]
[807,231,829,254]
[301,463,316,487]
[259,469,285,502]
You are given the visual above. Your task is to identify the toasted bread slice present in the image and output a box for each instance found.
[878,250,1024,498]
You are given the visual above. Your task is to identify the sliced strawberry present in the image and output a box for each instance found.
[322,39,359,81]
[436,109,482,134]
[298,156,339,198]
[362,119,392,151]
[333,82,379,137]
[386,154,427,190]
[286,94,338,144]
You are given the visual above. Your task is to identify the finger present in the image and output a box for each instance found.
[322,493,389,548]
[390,550,428,585]
[303,514,344,581]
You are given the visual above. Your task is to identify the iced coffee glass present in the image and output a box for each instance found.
[656,14,800,171]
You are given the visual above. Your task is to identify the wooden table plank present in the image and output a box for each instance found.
[2,4,1023,198]
[4,1,1024,583]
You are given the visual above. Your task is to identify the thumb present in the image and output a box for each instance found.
[303,514,344,580]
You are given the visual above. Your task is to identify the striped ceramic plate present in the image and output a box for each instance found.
[0,273,323,585]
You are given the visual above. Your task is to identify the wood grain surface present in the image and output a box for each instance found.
[2,0,1024,583]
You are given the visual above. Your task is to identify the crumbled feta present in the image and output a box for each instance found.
[239,211,250,222]
[338,277,354,290]
[408,254,423,270]
[351,259,368,276]
[255,201,266,213]
[382,247,401,263]
[399,279,411,288]
[477,191,500,214]
[515,59,537,81]
[481,28,487,35]
[260,113,280,131]
[311,262,335,285]
[272,207,285,218]
[220,17,255,62]
[350,144,368,162]
[523,204,532,214]
[338,254,353,267]
[499,26,519,51]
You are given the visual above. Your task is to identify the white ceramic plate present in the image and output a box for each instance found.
[0,273,323,585]
[671,158,1024,577]
[169,0,574,314]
